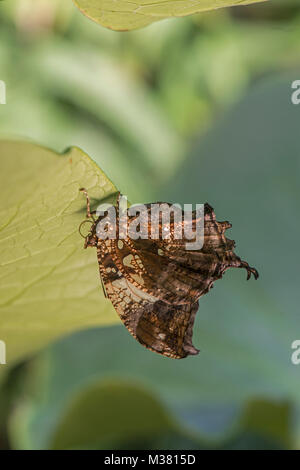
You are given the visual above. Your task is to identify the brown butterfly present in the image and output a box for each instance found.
[79,189,258,359]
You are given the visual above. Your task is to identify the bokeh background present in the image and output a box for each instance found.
[0,0,300,450]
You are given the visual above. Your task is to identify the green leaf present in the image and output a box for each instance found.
[73,0,267,32]
[8,357,291,449]
[49,380,176,449]
[241,400,292,449]
[0,140,118,367]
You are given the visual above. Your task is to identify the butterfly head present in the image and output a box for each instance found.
[79,219,98,248]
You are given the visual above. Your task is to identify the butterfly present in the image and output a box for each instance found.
[79,188,258,359]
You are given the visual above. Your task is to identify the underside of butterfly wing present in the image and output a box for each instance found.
[97,239,199,359]
[110,203,258,304]
[82,193,258,359]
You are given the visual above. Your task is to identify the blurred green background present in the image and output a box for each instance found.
[0,0,300,450]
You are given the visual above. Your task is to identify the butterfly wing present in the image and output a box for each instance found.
[87,201,257,359]
[97,239,199,359]
[106,203,257,307]
[108,238,213,305]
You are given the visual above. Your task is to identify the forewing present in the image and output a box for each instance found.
[109,238,213,305]
[106,203,256,307]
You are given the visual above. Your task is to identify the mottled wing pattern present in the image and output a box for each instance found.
[97,239,199,359]
[82,193,258,359]
[108,237,209,305]
[121,203,257,299]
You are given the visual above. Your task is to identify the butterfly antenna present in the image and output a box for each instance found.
[79,187,96,221]
[79,188,92,218]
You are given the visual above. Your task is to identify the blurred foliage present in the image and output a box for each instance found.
[4,327,293,449]
[72,0,265,32]
[0,0,300,451]
[1,0,300,201]
[49,380,176,450]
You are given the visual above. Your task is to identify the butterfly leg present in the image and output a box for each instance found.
[99,271,108,298]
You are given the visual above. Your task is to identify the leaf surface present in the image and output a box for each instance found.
[0,140,118,366]
[73,0,266,31]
